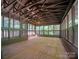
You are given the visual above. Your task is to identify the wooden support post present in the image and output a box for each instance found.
[19,19,23,38]
[43,26,44,35]
[19,22,23,37]
[48,25,49,36]
[34,25,36,35]
[26,23,28,40]
[2,16,4,39]
[53,25,55,36]
[67,15,69,40]
[19,18,21,37]
[39,26,40,36]
[13,17,14,39]
[8,15,10,40]
[32,24,33,35]
[72,6,75,43]
[60,24,62,38]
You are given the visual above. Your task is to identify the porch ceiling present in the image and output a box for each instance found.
[1,0,75,25]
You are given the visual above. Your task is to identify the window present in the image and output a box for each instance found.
[36,26,40,30]
[49,25,53,30]
[44,26,48,30]
[40,26,43,35]
[1,16,3,28]
[53,30,60,36]
[14,20,20,29]
[35,25,60,36]
[23,31,25,36]
[44,26,49,35]
[14,30,19,37]
[1,30,3,38]
[32,25,35,31]
[74,1,78,25]
[40,26,43,30]
[73,1,78,47]
[4,17,9,28]
[65,16,68,29]
[10,19,13,29]
[53,25,60,30]
[49,31,53,35]
[22,24,26,29]
[28,24,35,36]
[49,25,53,35]
[36,26,40,35]
[4,30,8,38]
[28,24,33,30]
[29,24,33,30]
[68,9,72,27]
[10,31,13,38]
[28,24,30,30]
[67,10,73,43]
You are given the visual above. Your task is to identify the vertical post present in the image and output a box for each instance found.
[19,17,21,37]
[43,25,44,35]
[72,6,75,43]
[35,25,36,35]
[28,24,29,36]
[19,17,20,37]
[70,8,73,43]
[39,26,40,36]
[32,24,33,35]
[8,15,10,40]
[65,17,67,39]
[48,25,49,36]
[18,14,21,38]
[67,14,69,40]
[60,24,61,38]
[12,2,15,39]
[2,16,4,40]
[53,25,54,37]
[20,21,22,37]
[13,17,14,39]
[25,22,28,40]
[52,25,54,37]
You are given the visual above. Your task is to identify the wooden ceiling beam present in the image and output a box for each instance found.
[30,0,69,9]
[11,0,41,13]
[46,5,67,8]
[2,0,73,25]
[3,0,8,5]
[3,0,16,8]
[16,0,24,6]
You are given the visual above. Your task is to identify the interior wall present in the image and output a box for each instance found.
[1,16,28,46]
[35,25,60,37]
[61,0,78,48]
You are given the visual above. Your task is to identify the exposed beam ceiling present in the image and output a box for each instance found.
[2,0,75,25]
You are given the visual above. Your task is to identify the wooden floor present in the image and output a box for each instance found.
[2,37,68,59]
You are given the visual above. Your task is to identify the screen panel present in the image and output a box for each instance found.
[14,20,20,29]
[10,19,13,29]
[53,25,60,30]
[4,17,9,28]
